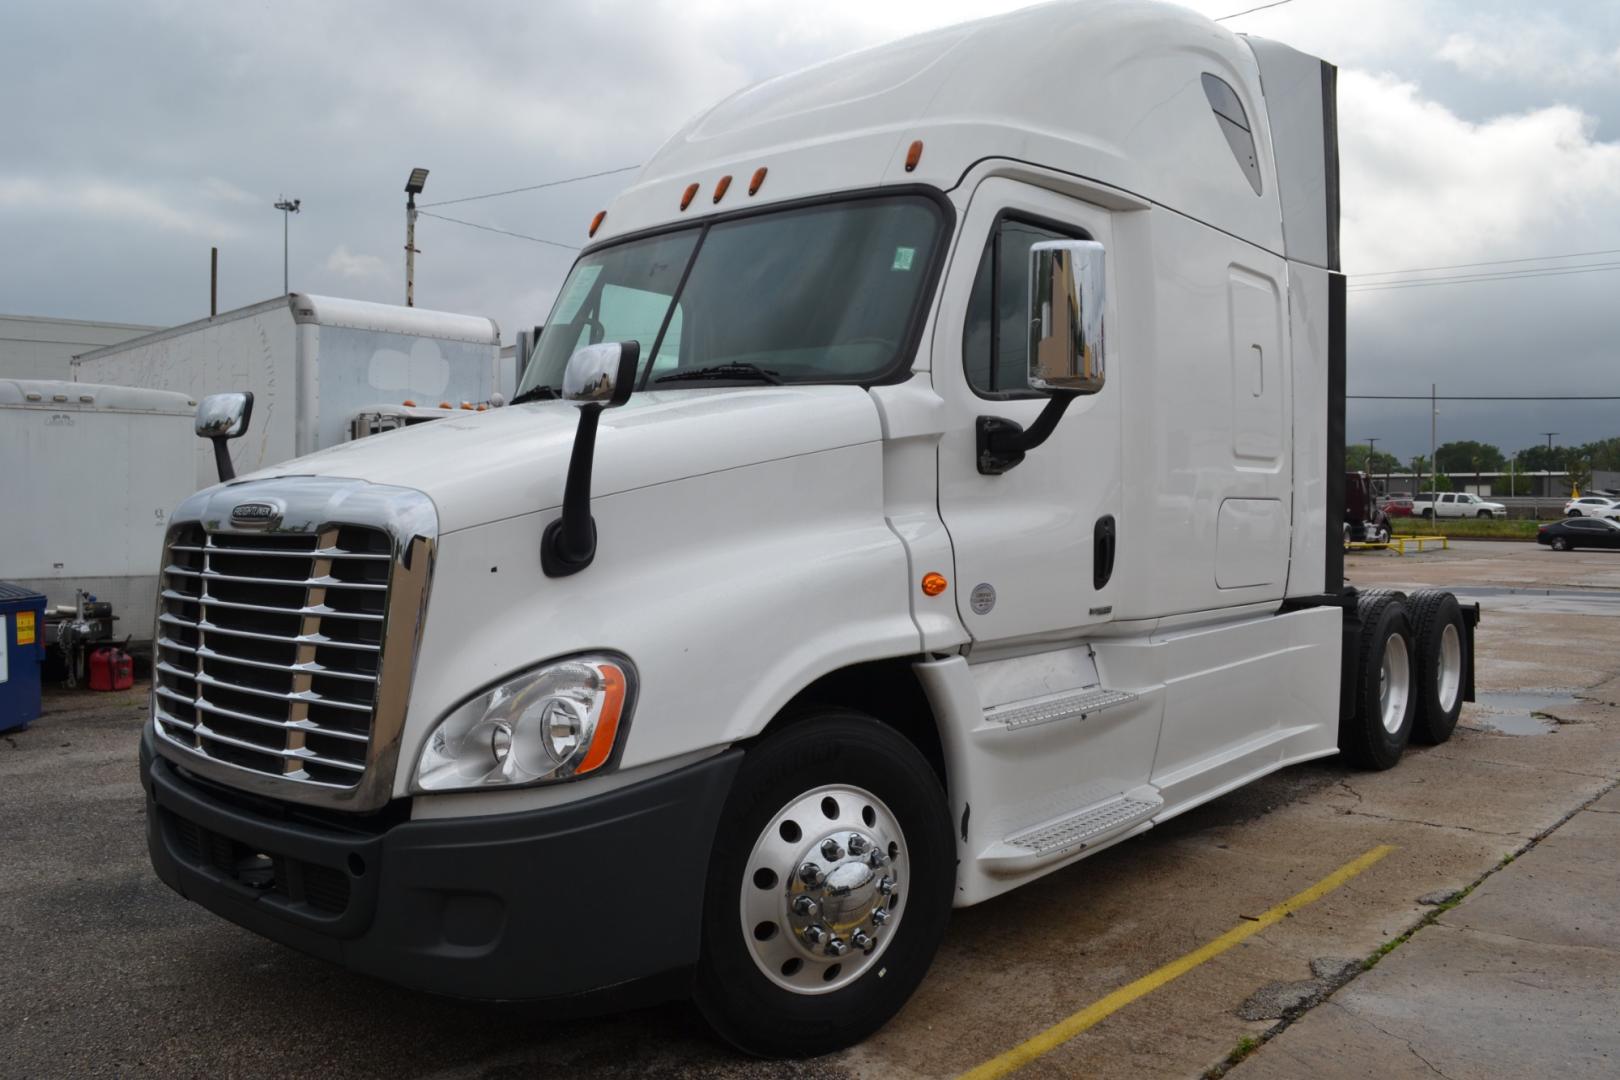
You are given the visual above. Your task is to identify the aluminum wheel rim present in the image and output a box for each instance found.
[1437,623,1462,713]
[1379,631,1411,735]
[740,783,909,995]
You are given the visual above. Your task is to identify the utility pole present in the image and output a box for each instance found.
[273,196,301,295]
[404,168,429,307]
[210,246,218,317]
[1429,383,1437,494]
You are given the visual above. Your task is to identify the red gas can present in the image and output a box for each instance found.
[88,647,135,692]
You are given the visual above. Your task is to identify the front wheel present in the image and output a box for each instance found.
[694,711,954,1057]
[1478,509,1493,519]
[1552,536,1571,551]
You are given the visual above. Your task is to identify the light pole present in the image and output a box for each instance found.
[273,196,301,295]
[1366,437,1383,496]
[404,168,429,307]
[1541,432,1558,503]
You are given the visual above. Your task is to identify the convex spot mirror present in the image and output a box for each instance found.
[562,341,639,406]
[1028,239,1106,395]
[195,391,254,439]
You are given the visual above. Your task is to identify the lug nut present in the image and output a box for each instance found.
[851,929,874,953]
[798,863,823,887]
[820,838,845,861]
[878,875,895,896]
[847,834,869,855]
[803,924,828,945]
[871,906,890,925]
[792,894,820,918]
[825,937,849,957]
[867,849,887,868]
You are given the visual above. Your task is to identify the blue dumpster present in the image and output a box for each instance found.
[1,583,47,734]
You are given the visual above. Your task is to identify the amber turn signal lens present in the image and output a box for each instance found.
[401,399,416,407]
[589,210,606,236]
[438,401,451,409]
[749,167,767,195]
[905,140,924,172]
[922,572,948,596]
[577,663,627,774]
[680,182,699,210]
[713,174,732,203]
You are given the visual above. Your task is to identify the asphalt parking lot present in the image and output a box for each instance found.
[4,540,1618,1079]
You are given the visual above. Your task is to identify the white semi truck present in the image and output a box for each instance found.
[75,293,506,492]
[142,1,1478,1057]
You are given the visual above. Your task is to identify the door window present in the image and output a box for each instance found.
[963,217,1086,397]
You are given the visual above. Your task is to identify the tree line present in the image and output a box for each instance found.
[1346,437,1620,493]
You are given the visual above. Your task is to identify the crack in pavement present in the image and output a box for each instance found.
[1335,1003,1455,1080]
[1339,807,1518,837]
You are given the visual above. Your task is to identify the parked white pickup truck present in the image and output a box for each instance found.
[141,0,1480,1057]
[1415,492,1507,519]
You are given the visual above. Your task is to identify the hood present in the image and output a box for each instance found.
[234,385,883,533]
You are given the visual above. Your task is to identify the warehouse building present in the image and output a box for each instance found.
[1,312,161,380]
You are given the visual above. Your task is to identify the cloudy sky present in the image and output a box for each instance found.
[4,0,1618,461]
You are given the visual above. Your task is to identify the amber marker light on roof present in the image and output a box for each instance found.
[438,401,452,409]
[905,140,924,172]
[589,210,606,236]
[680,183,699,210]
[402,399,416,407]
[749,167,767,195]
[713,174,732,203]
[922,572,948,596]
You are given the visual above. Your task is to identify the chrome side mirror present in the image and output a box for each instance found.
[544,341,640,577]
[1028,239,1106,394]
[562,342,638,406]
[196,392,254,483]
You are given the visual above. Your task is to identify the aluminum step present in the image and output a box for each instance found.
[984,686,1138,732]
[980,792,1162,872]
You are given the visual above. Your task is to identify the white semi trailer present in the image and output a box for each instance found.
[74,293,505,492]
[142,2,1478,1057]
[0,379,196,649]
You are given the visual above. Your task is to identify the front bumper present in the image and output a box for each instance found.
[142,727,741,1001]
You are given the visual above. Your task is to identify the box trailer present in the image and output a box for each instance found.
[141,1,1478,1057]
[74,293,504,491]
[1,379,196,649]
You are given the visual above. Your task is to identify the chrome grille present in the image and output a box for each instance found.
[154,524,394,787]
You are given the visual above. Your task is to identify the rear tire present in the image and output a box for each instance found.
[693,711,954,1058]
[1421,508,1433,519]
[1408,591,1466,745]
[1339,593,1416,770]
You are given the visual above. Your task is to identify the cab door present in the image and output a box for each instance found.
[932,179,1122,649]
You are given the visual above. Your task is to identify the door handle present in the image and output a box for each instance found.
[1094,515,1116,590]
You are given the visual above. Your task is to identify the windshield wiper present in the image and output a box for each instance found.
[510,384,559,405]
[655,362,782,386]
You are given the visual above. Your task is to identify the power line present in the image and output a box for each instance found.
[1349,395,1620,401]
[419,164,642,209]
[1353,246,1620,278]
[1215,0,1296,21]
[416,210,579,251]
[1348,262,1620,292]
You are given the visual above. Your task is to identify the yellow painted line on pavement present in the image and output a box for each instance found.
[959,844,1396,1080]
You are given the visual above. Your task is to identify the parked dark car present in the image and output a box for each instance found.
[1537,518,1620,551]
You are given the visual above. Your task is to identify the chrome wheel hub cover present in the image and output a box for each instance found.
[1380,631,1411,735]
[1437,622,1462,713]
[741,784,908,994]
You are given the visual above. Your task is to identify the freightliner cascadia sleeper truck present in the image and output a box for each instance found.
[142,0,1478,1056]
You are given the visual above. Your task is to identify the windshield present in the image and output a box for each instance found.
[518,194,946,395]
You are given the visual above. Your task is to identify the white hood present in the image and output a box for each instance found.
[235,385,883,533]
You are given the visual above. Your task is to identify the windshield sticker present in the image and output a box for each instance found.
[552,264,603,323]
[892,246,916,271]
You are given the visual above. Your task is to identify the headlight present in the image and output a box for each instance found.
[415,654,633,793]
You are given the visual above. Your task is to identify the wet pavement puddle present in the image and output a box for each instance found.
[1467,689,1582,735]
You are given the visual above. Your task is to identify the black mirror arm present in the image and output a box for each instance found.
[212,438,236,483]
[541,403,604,577]
[976,390,1078,475]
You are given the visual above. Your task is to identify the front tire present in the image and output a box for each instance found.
[1552,536,1571,551]
[1477,509,1492,519]
[1340,593,1417,770]
[693,711,954,1057]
